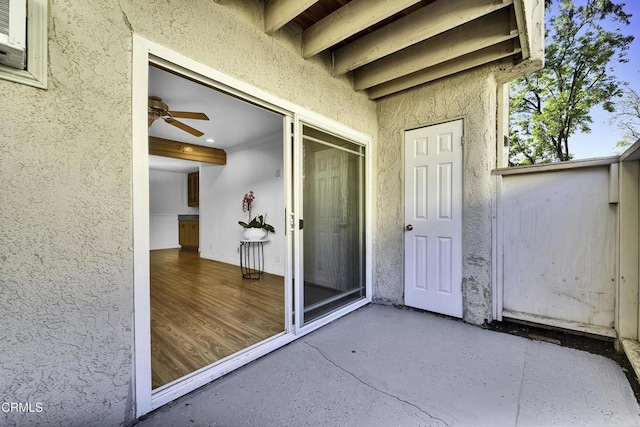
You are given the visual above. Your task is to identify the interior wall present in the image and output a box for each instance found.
[376,67,498,325]
[200,138,285,276]
[0,1,376,425]
[149,169,199,250]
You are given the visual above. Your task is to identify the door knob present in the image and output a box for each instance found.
[405,224,413,231]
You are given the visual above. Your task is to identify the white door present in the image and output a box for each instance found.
[404,120,463,318]
[305,147,347,290]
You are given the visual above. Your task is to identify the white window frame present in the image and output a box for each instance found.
[0,0,47,88]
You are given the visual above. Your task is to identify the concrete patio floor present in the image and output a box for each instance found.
[138,304,640,427]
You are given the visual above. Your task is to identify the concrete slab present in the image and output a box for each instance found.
[138,305,640,427]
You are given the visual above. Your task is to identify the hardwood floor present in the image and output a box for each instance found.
[150,249,284,389]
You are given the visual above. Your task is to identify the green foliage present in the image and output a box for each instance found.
[509,0,633,165]
[238,214,276,233]
[611,87,640,149]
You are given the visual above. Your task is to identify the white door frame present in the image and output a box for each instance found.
[132,35,372,418]
[492,174,504,321]
[403,119,464,318]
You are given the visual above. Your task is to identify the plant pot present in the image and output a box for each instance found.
[243,228,267,241]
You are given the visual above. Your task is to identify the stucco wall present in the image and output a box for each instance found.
[375,67,498,325]
[0,1,375,426]
[125,1,375,130]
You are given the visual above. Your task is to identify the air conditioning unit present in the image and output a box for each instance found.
[0,0,27,70]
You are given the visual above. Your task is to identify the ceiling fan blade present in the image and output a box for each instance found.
[165,118,204,137]
[169,111,209,121]
[148,117,155,127]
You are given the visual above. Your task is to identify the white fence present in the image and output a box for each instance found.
[494,159,618,337]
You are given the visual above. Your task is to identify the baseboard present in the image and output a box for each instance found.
[200,251,284,277]
[200,251,238,266]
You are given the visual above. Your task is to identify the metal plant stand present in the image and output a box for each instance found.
[239,239,267,279]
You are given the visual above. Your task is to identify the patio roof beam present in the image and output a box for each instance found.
[512,0,531,60]
[367,40,521,99]
[353,8,516,91]
[265,0,318,33]
[302,0,421,59]
[332,0,513,76]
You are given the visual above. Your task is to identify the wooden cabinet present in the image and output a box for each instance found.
[188,172,199,207]
[179,220,199,249]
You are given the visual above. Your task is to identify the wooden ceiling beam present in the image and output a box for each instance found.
[353,8,517,91]
[367,40,521,99]
[302,0,421,59]
[332,0,513,76]
[265,0,318,33]
[149,136,227,165]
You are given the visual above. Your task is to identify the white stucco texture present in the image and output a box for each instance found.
[0,1,375,425]
[1,3,134,427]
[376,67,498,325]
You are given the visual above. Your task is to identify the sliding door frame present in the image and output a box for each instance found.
[132,34,372,418]
[293,121,371,334]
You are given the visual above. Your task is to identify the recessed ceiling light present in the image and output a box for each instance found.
[206,138,215,143]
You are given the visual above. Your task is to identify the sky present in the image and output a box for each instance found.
[567,1,640,159]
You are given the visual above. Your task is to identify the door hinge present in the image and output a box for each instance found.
[299,219,304,230]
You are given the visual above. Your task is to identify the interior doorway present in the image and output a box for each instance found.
[147,65,286,390]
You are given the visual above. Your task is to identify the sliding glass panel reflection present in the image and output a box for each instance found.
[302,125,366,324]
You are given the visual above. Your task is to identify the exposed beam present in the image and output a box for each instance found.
[354,8,516,91]
[264,0,318,33]
[149,137,227,165]
[367,41,521,99]
[302,0,421,59]
[333,0,513,76]
[512,0,531,59]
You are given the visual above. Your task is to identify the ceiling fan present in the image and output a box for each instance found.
[148,96,209,137]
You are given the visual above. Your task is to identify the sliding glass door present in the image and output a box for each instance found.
[297,124,366,325]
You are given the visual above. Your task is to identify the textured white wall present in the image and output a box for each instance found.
[0,1,375,425]
[376,67,498,325]
[0,3,135,426]
[200,139,285,276]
